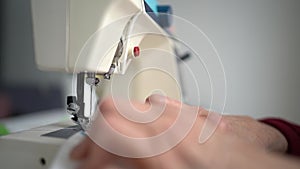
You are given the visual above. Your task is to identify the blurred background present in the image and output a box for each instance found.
[0,0,299,133]
[0,0,70,133]
[163,0,300,122]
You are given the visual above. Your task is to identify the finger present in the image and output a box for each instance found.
[127,151,189,169]
[70,137,91,160]
[145,94,181,114]
[177,116,208,167]
[98,95,202,137]
[79,141,112,169]
[100,94,177,123]
[99,96,151,114]
[145,94,195,124]
[145,94,169,105]
[178,143,209,168]
[158,150,191,169]
[96,96,162,137]
[147,94,206,121]
[199,111,223,144]
[78,143,114,169]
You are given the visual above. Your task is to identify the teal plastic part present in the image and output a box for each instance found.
[145,0,158,14]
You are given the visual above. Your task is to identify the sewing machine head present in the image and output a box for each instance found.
[31,0,180,129]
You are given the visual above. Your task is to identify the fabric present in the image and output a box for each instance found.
[260,118,300,156]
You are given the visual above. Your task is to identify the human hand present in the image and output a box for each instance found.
[216,114,288,153]
[70,95,290,169]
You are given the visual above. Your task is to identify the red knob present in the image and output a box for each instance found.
[133,46,140,57]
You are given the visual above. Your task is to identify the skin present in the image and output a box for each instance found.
[70,95,299,169]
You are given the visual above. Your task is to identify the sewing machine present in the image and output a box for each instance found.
[0,0,182,168]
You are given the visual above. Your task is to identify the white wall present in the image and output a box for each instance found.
[159,0,300,122]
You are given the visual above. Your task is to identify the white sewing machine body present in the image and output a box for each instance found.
[0,121,76,169]
[0,0,181,168]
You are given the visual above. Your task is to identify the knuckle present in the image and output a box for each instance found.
[147,94,169,105]
[218,117,231,132]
